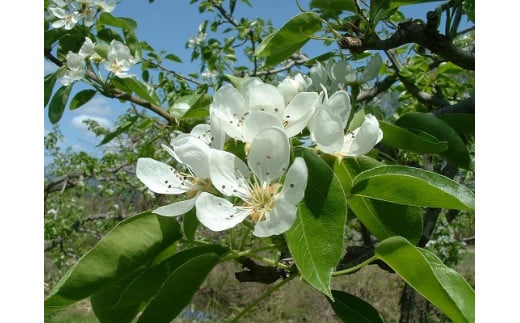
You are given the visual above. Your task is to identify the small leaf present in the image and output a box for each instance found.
[255,12,322,67]
[165,54,182,63]
[45,212,182,309]
[98,12,137,30]
[69,89,97,110]
[44,68,64,107]
[380,121,448,153]
[111,77,161,106]
[97,115,139,146]
[136,253,223,322]
[396,112,471,169]
[352,165,475,210]
[388,0,444,9]
[310,0,357,18]
[376,236,474,322]
[48,84,73,124]
[335,157,422,244]
[285,148,347,299]
[328,290,384,323]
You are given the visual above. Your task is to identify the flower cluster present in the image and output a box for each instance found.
[59,38,138,85]
[136,73,383,237]
[46,0,116,30]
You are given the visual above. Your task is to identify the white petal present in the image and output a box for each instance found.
[195,192,249,231]
[245,83,285,117]
[284,92,318,137]
[340,114,383,156]
[253,198,297,237]
[248,127,289,183]
[210,112,226,150]
[136,158,190,194]
[209,149,251,198]
[190,124,213,145]
[211,85,246,141]
[309,108,345,154]
[360,54,383,82]
[242,111,283,143]
[171,136,211,179]
[280,157,308,205]
[153,196,197,217]
[324,90,351,125]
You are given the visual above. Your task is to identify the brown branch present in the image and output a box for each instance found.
[356,73,399,102]
[340,11,474,70]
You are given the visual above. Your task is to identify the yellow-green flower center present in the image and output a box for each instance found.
[244,182,281,223]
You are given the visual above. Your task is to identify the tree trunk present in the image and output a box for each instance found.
[399,284,429,323]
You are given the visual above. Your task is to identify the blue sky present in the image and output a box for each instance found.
[43,0,463,165]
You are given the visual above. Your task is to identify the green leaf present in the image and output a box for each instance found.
[97,115,139,146]
[388,0,444,9]
[44,68,63,107]
[328,290,384,323]
[48,84,73,124]
[69,89,97,110]
[111,77,161,106]
[396,112,471,169]
[436,113,475,136]
[45,212,182,309]
[165,53,182,63]
[335,157,422,244]
[255,12,322,67]
[136,252,224,322]
[285,148,347,299]
[170,92,211,120]
[352,165,475,210]
[310,0,357,18]
[380,121,449,154]
[98,12,137,30]
[182,209,200,241]
[376,237,474,322]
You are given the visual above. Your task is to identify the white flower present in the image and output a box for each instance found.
[210,78,318,145]
[338,114,383,157]
[187,33,207,48]
[201,69,218,82]
[60,51,87,85]
[102,40,137,78]
[196,127,308,237]
[49,7,80,30]
[136,128,214,217]
[308,88,352,154]
[277,73,312,105]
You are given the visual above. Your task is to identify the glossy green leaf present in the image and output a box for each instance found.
[376,237,474,322]
[255,12,322,67]
[396,112,471,169]
[170,92,211,119]
[69,89,97,111]
[136,253,222,322]
[114,245,227,310]
[335,157,422,244]
[352,165,475,210]
[44,68,63,107]
[285,148,347,299]
[437,113,475,136]
[111,77,161,106]
[97,115,139,146]
[165,53,182,63]
[328,290,384,323]
[48,84,73,124]
[310,0,357,18]
[45,212,182,309]
[182,209,200,241]
[98,12,137,30]
[380,121,448,153]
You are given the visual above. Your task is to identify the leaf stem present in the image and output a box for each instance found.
[229,273,297,323]
[331,255,377,277]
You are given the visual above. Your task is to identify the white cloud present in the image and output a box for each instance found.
[76,96,115,117]
[71,114,113,136]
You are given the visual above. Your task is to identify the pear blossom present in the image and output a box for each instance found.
[337,114,383,157]
[277,73,312,105]
[308,88,352,154]
[60,52,87,85]
[195,127,308,237]
[210,78,318,146]
[136,127,214,217]
[102,40,138,78]
[48,6,80,30]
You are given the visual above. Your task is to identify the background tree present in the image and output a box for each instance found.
[42,0,477,322]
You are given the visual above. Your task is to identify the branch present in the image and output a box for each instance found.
[356,73,398,102]
[340,11,474,70]
[44,51,175,124]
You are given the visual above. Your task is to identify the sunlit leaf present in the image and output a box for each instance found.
[376,237,474,322]
[98,12,137,30]
[285,148,347,299]
[380,121,448,154]
[69,89,97,110]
